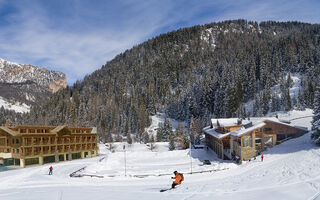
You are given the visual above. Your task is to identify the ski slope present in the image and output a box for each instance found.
[0,111,319,200]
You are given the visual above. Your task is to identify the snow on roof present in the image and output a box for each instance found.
[203,126,231,139]
[263,119,308,132]
[91,127,97,134]
[211,117,280,128]
[211,118,243,127]
[206,117,307,139]
[230,122,266,137]
[51,125,67,133]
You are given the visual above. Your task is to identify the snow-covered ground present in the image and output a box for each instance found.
[146,113,187,136]
[0,110,319,200]
[0,96,30,113]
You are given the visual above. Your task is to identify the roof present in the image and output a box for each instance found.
[263,119,308,132]
[91,127,97,134]
[211,118,243,127]
[50,125,68,133]
[203,126,231,139]
[230,122,266,137]
[0,126,19,136]
[205,116,308,139]
[210,117,277,128]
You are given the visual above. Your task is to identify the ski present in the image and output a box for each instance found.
[160,188,175,192]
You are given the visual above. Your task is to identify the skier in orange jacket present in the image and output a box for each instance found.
[171,171,182,188]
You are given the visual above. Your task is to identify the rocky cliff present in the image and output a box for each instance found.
[0,58,66,112]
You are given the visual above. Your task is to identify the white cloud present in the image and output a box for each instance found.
[0,0,319,84]
[0,1,175,84]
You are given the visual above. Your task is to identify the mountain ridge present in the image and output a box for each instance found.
[0,57,66,113]
[19,20,320,141]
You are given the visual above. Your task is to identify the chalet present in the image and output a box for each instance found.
[203,118,308,161]
[0,125,98,168]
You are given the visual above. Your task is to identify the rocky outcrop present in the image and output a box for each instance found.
[0,58,66,112]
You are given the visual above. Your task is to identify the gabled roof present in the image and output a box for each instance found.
[211,118,243,127]
[263,119,308,132]
[230,122,266,137]
[203,126,231,139]
[50,125,68,133]
[0,126,19,136]
[205,116,309,139]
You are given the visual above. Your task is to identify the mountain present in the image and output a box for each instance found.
[0,58,66,113]
[25,20,320,141]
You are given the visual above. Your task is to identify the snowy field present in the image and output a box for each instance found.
[0,110,319,200]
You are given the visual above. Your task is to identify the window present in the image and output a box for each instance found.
[16,139,19,144]
[264,128,272,131]
[242,136,252,147]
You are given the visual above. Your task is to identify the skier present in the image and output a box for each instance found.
[49,166,53,175]
[261,154,264,162]
[171,171,183,188]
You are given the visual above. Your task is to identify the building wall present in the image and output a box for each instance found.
[205,134,224,159]
[0,126,98,167]
[263,121,307,136]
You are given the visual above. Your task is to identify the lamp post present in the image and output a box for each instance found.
[189,133,192,174]
[123,144,127,177]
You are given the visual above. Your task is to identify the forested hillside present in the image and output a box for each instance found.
[24,20,320,142]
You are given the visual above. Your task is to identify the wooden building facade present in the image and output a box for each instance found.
[0,125,98,167]
[204,118,308,161]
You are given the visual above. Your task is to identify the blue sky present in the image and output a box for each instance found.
[0,0,319,85]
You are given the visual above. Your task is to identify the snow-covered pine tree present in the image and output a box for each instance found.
[163,118,173,142]
[271,94,281,112]
[156,122,164,142]
[297,89,306,111]
[311,81,320,145]
[168,133,175,151]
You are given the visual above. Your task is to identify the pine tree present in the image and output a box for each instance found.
[143,132,149,144]
[271,94,281,112]
[297,89,305,110]
[156,122,164,142]
[163,118,173,142]
[105,130,113,143]
[285,89,292,111]
[168,133,175,151]
[127,133,133,144]
[190,118,201,144]
[311,82,320,145]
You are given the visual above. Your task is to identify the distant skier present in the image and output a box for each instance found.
[49,166,53,175]
[171,171,183,188]
[261,154,264,162]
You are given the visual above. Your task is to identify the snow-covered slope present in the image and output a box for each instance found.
[0,111,319,200]
[0,96,30,113]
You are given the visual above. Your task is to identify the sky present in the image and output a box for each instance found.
[0,0,319,85]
